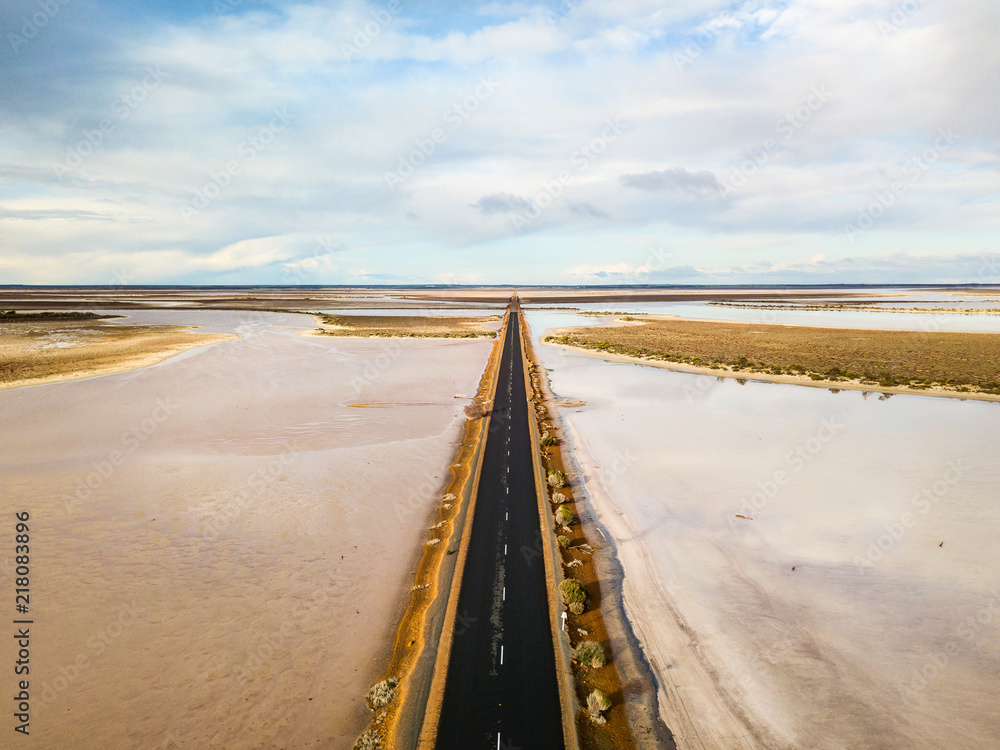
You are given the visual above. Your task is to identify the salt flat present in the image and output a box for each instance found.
[530,311,1000,750]
[0,310,491,748]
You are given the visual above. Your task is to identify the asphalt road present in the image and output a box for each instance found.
[435,303,565,750]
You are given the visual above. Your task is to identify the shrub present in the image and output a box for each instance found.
[555,506,576,526]
[465,401,489,419]
[541,435,556,447]
[560,578,588,613]
[547,469,567,488]
[354,730,382,750]
[587,689,612,723]
[574,641,606,668]
[551,491,568,505]
[366,678,398,710]
[557,535,571,548]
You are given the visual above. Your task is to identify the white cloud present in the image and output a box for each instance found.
[0,0,998,284]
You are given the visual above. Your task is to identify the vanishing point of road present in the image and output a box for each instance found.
[435,300,565,749]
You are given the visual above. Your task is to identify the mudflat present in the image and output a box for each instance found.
[0,310,492,747]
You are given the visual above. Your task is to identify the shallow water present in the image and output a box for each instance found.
[0,310,492,747]
[527,310,1000,749]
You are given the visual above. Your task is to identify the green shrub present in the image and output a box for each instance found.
[366,678,398,710]
[547,469,567,488]
[541,435,556,447]
[569,601,585,615]
[555,506,576,526]
[587,689,612,722]
[574,641,606,668]
[560,578,588,612]
[557,535,571,548]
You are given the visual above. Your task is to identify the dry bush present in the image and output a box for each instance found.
[366,678,398,710]
[587,689,612,723]
[465,401,489,419]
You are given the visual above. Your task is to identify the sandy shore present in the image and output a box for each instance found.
[0,310,492,748]
[0,327,237,390]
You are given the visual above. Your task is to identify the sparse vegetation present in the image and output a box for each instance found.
[545,319,1000,397]
[366,678,398,710]
[560,578,588,614]
[574,641,607,669]
[316,314,498,338]
[587,688,612,723]
[547,469,567,488]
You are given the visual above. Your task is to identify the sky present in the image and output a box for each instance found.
[1,0,998,286]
